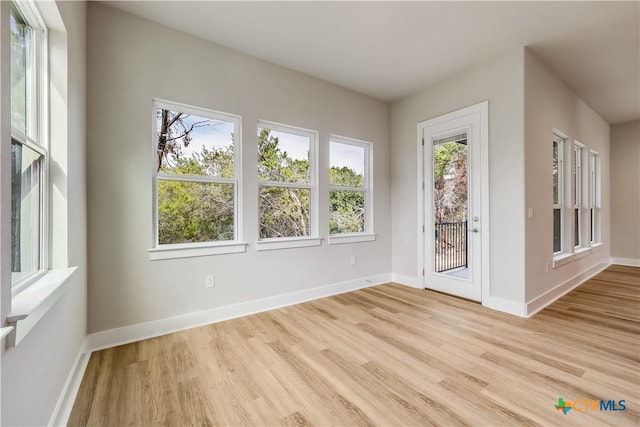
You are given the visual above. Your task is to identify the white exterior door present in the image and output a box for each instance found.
[418,102,488,302]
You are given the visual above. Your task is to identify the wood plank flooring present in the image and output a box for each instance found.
[68,265,640,426]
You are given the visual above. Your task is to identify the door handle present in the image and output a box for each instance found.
[469,227,479,233]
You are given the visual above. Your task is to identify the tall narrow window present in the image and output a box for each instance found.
[329,136,372,235]
[552,135,564,254]
[590,151,600,244]
[257,122,316,240]
[573,143,583,248]
[153,102,240,246]
[10,2,47,290]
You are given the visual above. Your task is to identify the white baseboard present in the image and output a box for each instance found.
[482,296,526,317]
[49,337,90,426]
[526,262,610,317]
[611,257,640,267]
[88,273,391,352]
[391,272,423,289]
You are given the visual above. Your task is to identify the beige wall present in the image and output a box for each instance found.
[1,1,87,425]
[610,120,640,261]
[86,3,391,333]
[524,49,610,302]
[390,49,527,304]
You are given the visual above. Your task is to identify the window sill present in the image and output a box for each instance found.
[149,241,247,261]
[328,233,377,245]
[553,244,601,269]
[574,247,591,260]
[552,253,574,268]
[6,267,78,347]
[0,327,14,341]
[256,237,322,251]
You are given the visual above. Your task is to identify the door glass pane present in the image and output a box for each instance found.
[11,141,42,284]
[433,136,468,279]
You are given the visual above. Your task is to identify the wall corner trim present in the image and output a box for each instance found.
[526,262,611,317]
[482,296,527,317]
[610,257,640,267]
[48,337,91,427]
[391,273,423,288]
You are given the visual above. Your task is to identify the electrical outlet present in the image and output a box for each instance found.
[350,256,356,265]
[205,275,215,288]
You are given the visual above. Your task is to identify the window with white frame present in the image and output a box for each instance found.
[10,1,48,291]
[329,136,372,234]
[153,101,240,247]
[573,143,584,248]
[590,151,600,244]
[257,122,316,239]
[552,135,564,254]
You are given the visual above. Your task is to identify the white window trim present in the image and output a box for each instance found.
[551,143,603,270]
[6,267,77,347]
[589,150,601,245]
[150,99,245,259]
[2,0,80,347]
[255,236,322,251]
[328,233,376,245]
[149,241,247,261]
[256,120,318,246]
[573,142,584,249]
[10,0,50,294]
[329,135,374,238]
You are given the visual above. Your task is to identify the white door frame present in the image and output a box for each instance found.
[416,101,490,302]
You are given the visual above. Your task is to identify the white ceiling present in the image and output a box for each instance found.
[104,1,639,124]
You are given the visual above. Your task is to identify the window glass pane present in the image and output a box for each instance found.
[157,180,234,244]
[330,142,365,187]
[590,208,594,243]
[156,109,235,178]
[552,141,559,205]
[330,190,365,234]
[553,208,561,253]
[574,208,580,247]
[258,127,310,184]
[11,141,42,283]
[259,187,310,238]
[10,10,30,135]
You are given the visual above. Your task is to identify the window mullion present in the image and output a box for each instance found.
[329,185,366,192]
[259,181,311,190]
[157,173,235,185]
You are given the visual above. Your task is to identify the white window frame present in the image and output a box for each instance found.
[552,133,565,257]
[573,142,584,249]
[256,120,320,251]
[328,135,375,245]
[4,0,80,348]
[149,99,246,260]
[10,0,49,295]
[589,150,601,246]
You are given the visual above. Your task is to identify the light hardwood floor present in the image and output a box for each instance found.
[69,265,639,426]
